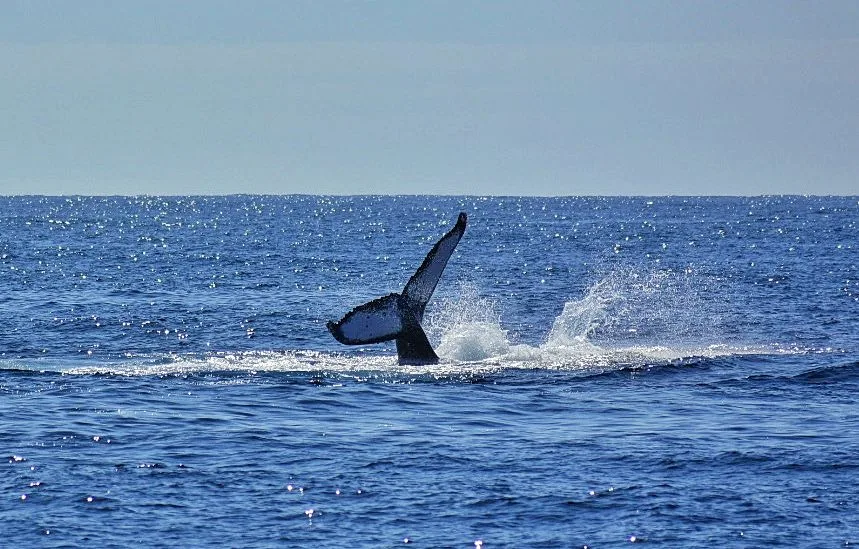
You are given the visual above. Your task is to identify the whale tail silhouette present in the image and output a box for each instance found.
[327,212,468,364]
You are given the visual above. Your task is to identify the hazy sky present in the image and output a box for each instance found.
[2,1,858,196]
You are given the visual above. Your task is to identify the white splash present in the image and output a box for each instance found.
[423,269,772,371]
[425,283,510,362]
[544,288,609,349]
[36,269,791,377]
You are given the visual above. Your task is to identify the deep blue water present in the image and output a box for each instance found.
[2,195,858,547]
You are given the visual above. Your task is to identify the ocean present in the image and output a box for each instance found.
[2,195,857,547]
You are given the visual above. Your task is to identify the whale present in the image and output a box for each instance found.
[327,212,467,364]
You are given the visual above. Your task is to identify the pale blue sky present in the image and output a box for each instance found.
[1,1,858,195]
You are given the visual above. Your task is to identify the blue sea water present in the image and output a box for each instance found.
[1,195,858,547]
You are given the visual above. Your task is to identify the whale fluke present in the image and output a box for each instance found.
[327,212,467,364]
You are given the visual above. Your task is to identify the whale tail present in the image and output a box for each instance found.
[327,212,468,364]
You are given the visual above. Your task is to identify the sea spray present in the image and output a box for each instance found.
[424,268,730,366]
[544,282,611,348]
[425,283,510,362]
[527,266,737,368]
[567,267,722,348]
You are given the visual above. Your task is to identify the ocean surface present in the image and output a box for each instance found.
[1,195,857,547]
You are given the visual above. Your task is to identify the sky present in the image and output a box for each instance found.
[1,1,858,196]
